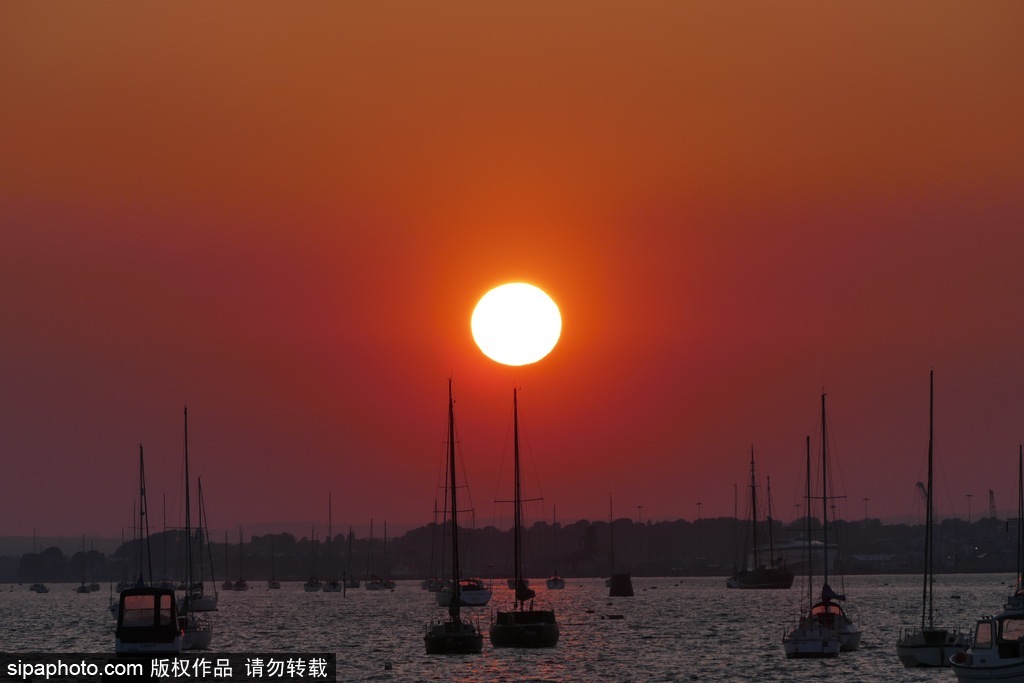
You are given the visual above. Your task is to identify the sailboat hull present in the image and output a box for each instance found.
[897,628,969,667]
[179,612,213,651]
[489,610,559,648]
[783,621,841,658]
[424,620,484,654]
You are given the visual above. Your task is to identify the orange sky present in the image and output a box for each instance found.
[2,2,1023,540]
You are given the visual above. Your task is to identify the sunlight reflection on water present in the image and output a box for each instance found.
[1,574,1012,681]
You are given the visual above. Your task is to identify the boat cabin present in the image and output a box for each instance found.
[809,600,849,629]
[115,587,183,654]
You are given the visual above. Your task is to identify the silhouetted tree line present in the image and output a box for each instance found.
[7,514,1022,584]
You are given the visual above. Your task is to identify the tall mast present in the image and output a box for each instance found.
[922,370,934,630]
[820,393,829,588]
[609,493,615,573]
[749,446,759,569]
[805,435,812,608]
[448,379,461,621]
[183,406,192,607]
[1018,446,1023,592]
[766,475,776,568]
[199,480,217,593]
[328,493,333,579]
[139,444,152,585]
[513,387,522,603]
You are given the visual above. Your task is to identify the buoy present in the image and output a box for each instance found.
[384,662,392,670]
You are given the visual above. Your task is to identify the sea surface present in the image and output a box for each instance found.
[1,574,1011,682]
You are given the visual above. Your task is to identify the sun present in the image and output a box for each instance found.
[471,283,562,366]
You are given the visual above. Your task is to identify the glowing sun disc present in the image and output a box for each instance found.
[471,283,562,366]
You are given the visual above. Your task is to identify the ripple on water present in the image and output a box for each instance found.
[1,575,1014,682]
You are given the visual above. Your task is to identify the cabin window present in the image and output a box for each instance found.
[121,593,174,628]
[1001,617,1024,641]
[122,595,156,628]
[975,622,993,649]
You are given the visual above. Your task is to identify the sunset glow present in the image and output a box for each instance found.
[0,2,1022,540]
[471,283,562,366]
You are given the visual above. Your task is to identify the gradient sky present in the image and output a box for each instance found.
[2,2,1023,540]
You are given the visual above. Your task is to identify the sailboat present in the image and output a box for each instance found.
[897,371,968,666]
[607,494,634,597]
[75,534,92,593]
[489,388,559,648]
[303,526,322,592]
[184,478,219,611]
[324,494,343,593]
[267,537,281,590]
[425,380,484,654]
[365,520,396,590]
[423,499,445,592]
[178,406,214,650]
[344,526,360,589]
[232,528,249,591]
[783,436,841,657]
[951,447,1024,681]
[221,531,234,591]
[29,529,48,594]
[726,446,794,589]
[783,394,861,656]
[546,507,566,589]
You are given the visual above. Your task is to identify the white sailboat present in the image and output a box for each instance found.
[784,394,861,656]
[489,388,559,648]
[178,406,213,650]
[897,371,968,666]
[183,477,219,612]
[425,380,484,654]
[783,435,841,658]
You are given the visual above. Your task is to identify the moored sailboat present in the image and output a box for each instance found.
[727,447,793,589]
[183,477,219,612]
[365,520,396,590]
[425,380,483,654]
[323,494,343,593]
[784,394,861,656]
[489,388,559,648]
[178,407,213,650]
[344,526,360,589]
[783,436,840,658]
[267,536,281,590]
[232,528,249,591]
[897,371,968,667]
[546,508,566,590]
[303,527,322,592]
[607,494,633,598]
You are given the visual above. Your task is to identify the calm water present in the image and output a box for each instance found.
[1,574,1012,681]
